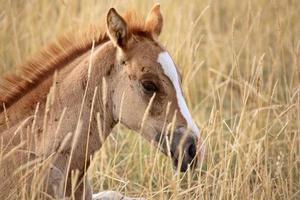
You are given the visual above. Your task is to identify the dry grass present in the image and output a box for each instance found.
[0,0,300,199]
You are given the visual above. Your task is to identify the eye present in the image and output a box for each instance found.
[141,80,158,93]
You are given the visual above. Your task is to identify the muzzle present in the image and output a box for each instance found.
[157,126,204,172]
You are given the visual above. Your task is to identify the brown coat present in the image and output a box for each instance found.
[0,4,203,199]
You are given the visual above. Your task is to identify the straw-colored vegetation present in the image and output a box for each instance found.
[0,0,300,199]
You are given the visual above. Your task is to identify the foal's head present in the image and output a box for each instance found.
[107,4,204,172]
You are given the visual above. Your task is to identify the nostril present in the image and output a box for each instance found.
[188,142,196,159]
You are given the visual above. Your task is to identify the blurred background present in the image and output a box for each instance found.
[0,0,299,199]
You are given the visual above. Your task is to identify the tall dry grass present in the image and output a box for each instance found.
[0,0,300,199]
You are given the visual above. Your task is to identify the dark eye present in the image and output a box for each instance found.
[141,81,158,93]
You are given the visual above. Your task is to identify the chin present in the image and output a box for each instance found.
[172,161,197,173]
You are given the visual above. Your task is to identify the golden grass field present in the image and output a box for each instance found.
[1,0,300,199]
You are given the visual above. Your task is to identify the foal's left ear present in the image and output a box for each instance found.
[107,8,131,49]
[145,3,163,38]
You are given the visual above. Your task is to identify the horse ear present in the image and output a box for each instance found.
[145,3,163,38]
[106,8,131,49]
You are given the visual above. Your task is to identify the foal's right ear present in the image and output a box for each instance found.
[106,8,131,49]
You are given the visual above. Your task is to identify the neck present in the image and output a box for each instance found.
[83,41,117,142]
[47,41,118,173]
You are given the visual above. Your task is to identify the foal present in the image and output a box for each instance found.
[0,4,203,200]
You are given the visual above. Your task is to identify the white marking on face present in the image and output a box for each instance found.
[157,51,199,135]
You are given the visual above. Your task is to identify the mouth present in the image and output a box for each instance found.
[155,130,201,173]
[170,148,198,172]
[172,160,191,172]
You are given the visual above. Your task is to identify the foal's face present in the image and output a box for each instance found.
[107,5,204,172]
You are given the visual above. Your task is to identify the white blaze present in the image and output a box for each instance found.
[157,51,199,135]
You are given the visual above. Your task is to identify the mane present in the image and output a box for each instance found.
[0,10,150,110]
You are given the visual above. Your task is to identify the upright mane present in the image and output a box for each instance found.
[0,10,150,110]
